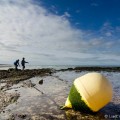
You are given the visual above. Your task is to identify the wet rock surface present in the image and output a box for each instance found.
[0,69,120,120]
[0,68,54,85]
[57,66,120,72]
[0,92,19,113]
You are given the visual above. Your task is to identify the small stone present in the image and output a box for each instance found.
[18,114,27,119]
[2,110,5,113]
[39,79,43,84]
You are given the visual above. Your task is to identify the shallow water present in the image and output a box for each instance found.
[0,71,120,120]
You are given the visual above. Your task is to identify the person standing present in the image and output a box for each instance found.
[14,59,20,70]
[21,57,29,70]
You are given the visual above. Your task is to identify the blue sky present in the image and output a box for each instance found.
[0,0,120,66]
[40,0,120,30]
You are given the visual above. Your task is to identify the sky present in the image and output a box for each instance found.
[0,0,120,66]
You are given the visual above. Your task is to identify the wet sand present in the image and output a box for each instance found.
[0,67,120,120]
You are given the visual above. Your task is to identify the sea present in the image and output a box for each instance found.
[0,64,120,70]
[0,64,78,70]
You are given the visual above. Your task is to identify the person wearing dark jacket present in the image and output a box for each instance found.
[21,58,28,70]
[14,59,20,70]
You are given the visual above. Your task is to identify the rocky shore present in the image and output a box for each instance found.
[0,67,120,120]
[0,66,120,82]
[0,68,54,120]
[57,66,120,72]
[0,68,53,83]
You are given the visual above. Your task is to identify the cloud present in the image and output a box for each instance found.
[100,22,114,36]
[49,5,58,14]
[0,0,120,65]
[63,12,71,18]
[0,0,83,64]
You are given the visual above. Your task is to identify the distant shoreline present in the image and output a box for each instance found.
[0,66,120,71]
[0,64,12,68]
[0,63,11,65]
[57,66,120,72]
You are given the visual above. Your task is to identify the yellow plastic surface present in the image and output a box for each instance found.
[74,72,113,112]
[65,97,72,108]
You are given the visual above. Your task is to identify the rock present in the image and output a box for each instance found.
[23,80,36,88]
[8,68,14,72]
[0,92,19,113]
[9,113,15,120]
[18,114,27,119]
[39,79,43,84]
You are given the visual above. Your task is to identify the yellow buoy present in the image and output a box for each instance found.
[63,72,113,112]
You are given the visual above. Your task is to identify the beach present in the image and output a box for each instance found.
[0,67,120,120]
